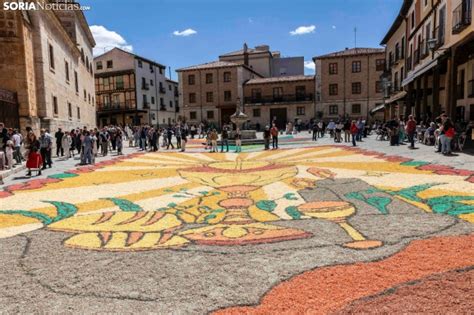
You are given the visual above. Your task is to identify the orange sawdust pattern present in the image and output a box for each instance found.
[215,234,474,314]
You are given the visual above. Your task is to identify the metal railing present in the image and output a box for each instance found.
[98,101,135,111]
[434,26,445,48]
[159,86,166,94]
[244,93,314,104]
[453,0,472,34]
[142,82,149,90]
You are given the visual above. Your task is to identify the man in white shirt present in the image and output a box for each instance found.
[12,129,22,164]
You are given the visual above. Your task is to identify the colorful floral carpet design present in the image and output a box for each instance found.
[1,145,473,312]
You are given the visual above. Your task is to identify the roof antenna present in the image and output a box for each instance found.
[354,27,357,48]
[169,66,172,80]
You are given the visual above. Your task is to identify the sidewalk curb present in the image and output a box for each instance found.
[0,164,26,184]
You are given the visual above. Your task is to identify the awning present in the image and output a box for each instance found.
[370,103,385,114]
[386,90,407,104]
[402,58,438,86]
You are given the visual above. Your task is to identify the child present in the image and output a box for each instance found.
[210,129,218,153]
[5,140,14,169]
[234,128,242,153]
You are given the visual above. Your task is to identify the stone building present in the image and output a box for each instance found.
[243,75,315,129]
[177,44,308,128]
[94,47,179,127]
[177,61,262,127]
[0,0,96,133]
[313,48,386,121]
[382,0,474,124]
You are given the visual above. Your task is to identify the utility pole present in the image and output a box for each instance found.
[354,27,357,48]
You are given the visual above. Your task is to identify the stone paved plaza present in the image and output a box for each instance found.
[1,134,473,313]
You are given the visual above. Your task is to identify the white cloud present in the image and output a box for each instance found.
[90,25,133,56]
[304,61,315,72]
[173,28,197,37]
[248,17,254,23]
[332,25,337,29]
[290,25,316,36]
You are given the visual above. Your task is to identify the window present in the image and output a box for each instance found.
[411,11,415,29]
[96,61,103,70]
[190,111,197,120]
[352,104,361,114]
[112,94,119,106]
[106,60,113,68]
[329,63,338,74]
[273,87,283,99]
[251,88,262,101]
[206,92,213,102]
[297,106,305,115]
[83,89,87,101]
[206,73,213,84]
[352,82,362,94]
[295,86,306,100]
[188,74,195,85]
[150,79,154,86]
[160,97,164,106]
[169,100,173,108]
[104,95,110,107]
[52,96,58,115]
[48,43,55,70]
[65,61,69,82]
[159,68,163,74]
[150,64,154,73]
[224,90,231,101]
[189,93,196,103]
[329,84,338,96]
[223,71,231,82]
[375,81,383,93]
[68,102,72,118]
[88,93,91,104]
[207,111,214,119]
[151,96,155,104]
[253,108,261,117]
[116,76,124,89]
[169,84,172,91]
[80,49,84,63]
[352,61,361,73]
[376,59,385,71]
[138,60,142,68]
[143,94,148,107]
[77,106,81,119]
[329,105,338,115]
[401,37,405,58]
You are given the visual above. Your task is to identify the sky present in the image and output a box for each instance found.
[83,0,402,80]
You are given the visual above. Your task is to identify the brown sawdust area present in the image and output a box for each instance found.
[215,234,474,314]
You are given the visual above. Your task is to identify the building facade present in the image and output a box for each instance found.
[219,44,304,78]
[177,44,309,128]
[0,0,96,133]
[177,61,262,127]
[314,48,386,121]
[382,0,474,123]
[94,48,179,127]
[243,75,315,129]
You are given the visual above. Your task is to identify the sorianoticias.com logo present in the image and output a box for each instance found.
[3,0,90,11]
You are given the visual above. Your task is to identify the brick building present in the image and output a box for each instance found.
[314,48,386,121]
[0,1,96,133]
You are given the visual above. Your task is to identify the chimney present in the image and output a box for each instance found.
[243,42,249,66]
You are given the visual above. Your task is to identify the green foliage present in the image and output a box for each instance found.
[283,193,298,200]
[102,198,143,212]
[44,201,78,222]
[256,200,277,212]
[0,210,53,225]
[285,206,302,219]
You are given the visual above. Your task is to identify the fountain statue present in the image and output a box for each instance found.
[230,97,257,140]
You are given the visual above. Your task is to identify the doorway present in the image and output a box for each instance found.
[270,108,287,129]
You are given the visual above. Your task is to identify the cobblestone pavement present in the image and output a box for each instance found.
[1,135,473,313]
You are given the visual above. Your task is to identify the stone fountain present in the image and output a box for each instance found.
[230,97,257,140]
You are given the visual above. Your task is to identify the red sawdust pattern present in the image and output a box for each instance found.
[334,268,474,314]
[215,234,474,315]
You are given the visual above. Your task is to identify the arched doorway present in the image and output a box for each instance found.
[0,88,19,128]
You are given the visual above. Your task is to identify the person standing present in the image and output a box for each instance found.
[263,125,271,150]
[312,123,318,141]
[406,115,417,149]
[166,127,175,150]
[343,120,351,143]
[181,127,187,152]
[234,128,242,153]
[440,118,455,155]
[270,123,279,149]
[220,126,229,153]
[116,131,123,155]
[25,132,42,176]
[54,128,64,157]
[210,129,218,153]
[350,120,358,147]
[62,131,72,159]
[81,131,93,165]
[175,125,182,149]
[12,129,22,164]
[39,129,52,169]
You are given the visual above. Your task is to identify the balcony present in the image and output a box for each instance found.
[143,101,150,109]
[98,101,135,112]
[434,26,445,49]
[244,93,314,104]
[456,84,465,100]
[159,86,166,94]
[469,80,474,97]
[420,40,429,59]
[142,83,149,90]
[406,56,413,71]
[453,0,472,34]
